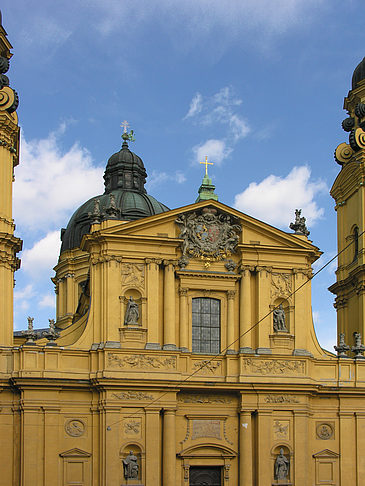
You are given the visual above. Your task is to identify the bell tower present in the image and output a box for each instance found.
[0,12,21,346]
[330,57,365,349]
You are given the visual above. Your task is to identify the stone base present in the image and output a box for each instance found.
[256,347,272,355]
[145,342,162,350]
[269,333,294,355]
[104,341,122,349]
[163,343,177,350]
[180,347,189,353]
[292,348,312,357]
[120,327,147,349]
[239,347,255,354]
[226,349,238,355]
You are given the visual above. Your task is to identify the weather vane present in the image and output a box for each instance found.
[200,156,213,176]
[120,120,136,142]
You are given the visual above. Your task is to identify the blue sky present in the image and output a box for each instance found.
[4,0,365,350]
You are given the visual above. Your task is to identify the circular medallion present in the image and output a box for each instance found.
[65,419,85,437]
[316,423,333,440]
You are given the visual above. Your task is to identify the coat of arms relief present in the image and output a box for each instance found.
[175,207,241,267]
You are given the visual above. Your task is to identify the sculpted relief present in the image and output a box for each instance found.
[121,263,145,289]
[175,207,241,267]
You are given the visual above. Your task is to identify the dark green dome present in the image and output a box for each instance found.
[352,57,365,89]
[60,139,169,252]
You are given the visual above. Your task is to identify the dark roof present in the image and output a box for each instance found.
[352,57,365,89]
[60,139,169,253]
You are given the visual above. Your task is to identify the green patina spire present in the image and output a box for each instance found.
[195,156,218,202]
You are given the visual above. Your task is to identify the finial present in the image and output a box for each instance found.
[200,156,213,176]
[289,209,310,237]
[120,120,135,144]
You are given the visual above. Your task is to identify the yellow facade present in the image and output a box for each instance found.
[1,16,365,486]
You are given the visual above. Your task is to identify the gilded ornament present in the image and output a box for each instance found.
[334,142,354,165]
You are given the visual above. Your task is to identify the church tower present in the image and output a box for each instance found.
[0,12,21,346]
[330,58,365,350]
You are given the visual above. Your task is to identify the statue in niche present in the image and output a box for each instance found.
[122,450,139,479]
[124,296,139,325]
[273,304,288,332]
[275,448,289,481]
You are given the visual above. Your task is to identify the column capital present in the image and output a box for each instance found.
[179,287,188,296]
[227,290,236,300]
[145,258,162,265]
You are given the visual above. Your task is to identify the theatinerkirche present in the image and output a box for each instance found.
[1,12,365,486]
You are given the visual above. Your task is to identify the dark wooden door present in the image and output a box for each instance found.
[189,466,222,486]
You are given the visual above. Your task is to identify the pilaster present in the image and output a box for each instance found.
[163,260,176,350]
[179,288,188,351]
[256,267,271,353]
[145,258,161,349]
[145,407,161,485]
[226,290,236,353]
[163,408,176,486]
[239,410,253,486]
[239,266,253,353]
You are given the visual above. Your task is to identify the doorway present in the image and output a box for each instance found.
[189,466,222,486]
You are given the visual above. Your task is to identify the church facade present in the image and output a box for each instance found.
[1,15,365,486]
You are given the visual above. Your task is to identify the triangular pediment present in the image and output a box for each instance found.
[90,199,320,255]
[59,448,92,458]
[312,449,340,458]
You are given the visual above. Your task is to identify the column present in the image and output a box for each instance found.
[146,259,161,349]
[163,408,176,486]
[256,267,271,353]
[256,410,272,486]
[294,410,309,485]
[65,272,75,315]
[179,288,188,351]
[239,410,253,486]
[104,259,120,343]
[163,261,176,349]
[239,266,252,352]
[146,408,161,485]
[226,290,236,353]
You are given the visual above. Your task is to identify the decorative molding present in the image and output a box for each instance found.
[179,287,188,297]
[193,359,222,374]
[121,263,145,289]
[178,394,232,404]
[107,353,177,370]
[264,395,300,404]
[65,419,86,437]
[227,290,236,300]
[243,358,305,375]
[112,391,154,401]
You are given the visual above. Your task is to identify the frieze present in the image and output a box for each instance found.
[271,273,292,301]
[178,394,232,404]
[121,263,145,289]
[175,207,241,267]
[65,419,85,437]
[112,391,154,401]
[108,353,177,370]
[193,359,222,374]
[243,358,305,375]
[264,395,300,404]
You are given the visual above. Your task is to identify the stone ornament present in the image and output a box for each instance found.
[352,332,365,358]
[65,419,85,437]
[274,448,289,481]
[289,209,310,236]
[271,273,292,301]
[124,296,139,325]
[334,142,354,165]
[334,332,350,357]
[273,304,288,333]
[122,450,139,479]
[274,420,289,440]
[175,207,241,267]
[316,423,334,440]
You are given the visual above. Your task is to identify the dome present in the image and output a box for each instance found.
[60,137,170,253]
[352,57,365,89]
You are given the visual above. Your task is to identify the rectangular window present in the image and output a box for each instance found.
[192,297,220,354]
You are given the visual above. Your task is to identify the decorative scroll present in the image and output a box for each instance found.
[108,353,177,370]
[112,391,154,400]
[176,207,241,267]
[243,358,305,375]
[193,359,222,374]
[334,142,354,165]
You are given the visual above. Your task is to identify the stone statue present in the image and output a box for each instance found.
[289,209,310,237]
[123,450,139,479]
[124,296,139,325]
[334,332,349,357]
[273,304,288,332]
[275,448,289,480]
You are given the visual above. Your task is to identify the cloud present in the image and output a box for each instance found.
[193,139,232,166]
[146,170,187,190]
[234,166,327,228]
[14,284,36,312]
[21,231,61,277]
[184,93,203,119]
[14,127,104,232]
[39,294,56,309]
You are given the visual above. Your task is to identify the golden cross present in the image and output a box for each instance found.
[120,120,130,133]
[200,156,213,176]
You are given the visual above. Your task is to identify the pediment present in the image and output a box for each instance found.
[312,449,340,458]
[179,442,236,458]
[59,448,92,458]
[93,199,320,254]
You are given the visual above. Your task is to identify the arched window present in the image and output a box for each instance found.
[192,298,220,354]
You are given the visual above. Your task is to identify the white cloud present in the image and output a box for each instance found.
[193,139,232,166]
[234,166,327,228]
[14,284,35,312]
[184,93,203,119]
[21,231,61,276]
[39,294,56,309]
[14,127,104,232]
[146,170,187,190]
